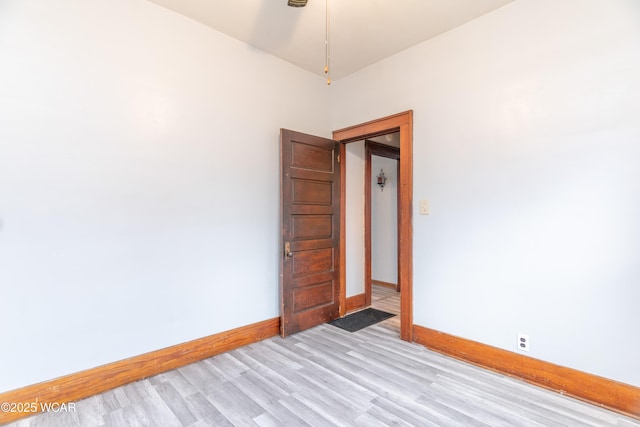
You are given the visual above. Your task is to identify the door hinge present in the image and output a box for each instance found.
[337,154,340,163]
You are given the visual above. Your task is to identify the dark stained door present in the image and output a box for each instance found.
[280,129,341,337]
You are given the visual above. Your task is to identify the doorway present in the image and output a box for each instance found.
[333,111,413,342]
[366,138,400,306]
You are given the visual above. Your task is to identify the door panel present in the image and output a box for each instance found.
[280,129,341,337]
[291,143,335,171]
[293,282,334,312]
[292,248,334,276]
[292,215,333,240]
[291,180,333,204]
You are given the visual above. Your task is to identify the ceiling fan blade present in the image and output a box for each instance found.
[288,0,308,7]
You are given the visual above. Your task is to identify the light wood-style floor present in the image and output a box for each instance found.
[8,285,640,426]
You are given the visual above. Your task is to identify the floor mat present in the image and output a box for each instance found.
[328,308,395,332]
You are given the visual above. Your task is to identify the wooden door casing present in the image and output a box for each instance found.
[333,110,413,341]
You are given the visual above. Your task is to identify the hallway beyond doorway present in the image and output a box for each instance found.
[371,283,400,334]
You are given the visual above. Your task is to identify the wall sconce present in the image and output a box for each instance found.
[377,169,387,191]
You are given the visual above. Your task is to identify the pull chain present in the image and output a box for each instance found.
[325,0,331,85]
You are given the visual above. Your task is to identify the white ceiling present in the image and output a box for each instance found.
[145,0,515,80]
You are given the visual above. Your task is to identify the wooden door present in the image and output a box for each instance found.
[280,129,341,337]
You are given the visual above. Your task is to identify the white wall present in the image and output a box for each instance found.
[345,142,365,297]
[0,0,330,392]
[332,0,640,387]
[371,156,398,284]
[3,0,639,395]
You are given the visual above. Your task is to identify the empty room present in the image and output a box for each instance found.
[1,0,639,425]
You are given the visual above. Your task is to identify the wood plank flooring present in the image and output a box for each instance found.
[7,285,639,426]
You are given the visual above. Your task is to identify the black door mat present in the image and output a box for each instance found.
[328,308,395,332]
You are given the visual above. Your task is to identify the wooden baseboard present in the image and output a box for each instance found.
[0,317,280,424]
[345,293,366,313]
[371,280,397,290]
[412,325,640,420]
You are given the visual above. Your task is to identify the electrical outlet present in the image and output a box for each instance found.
[517,333,530,352]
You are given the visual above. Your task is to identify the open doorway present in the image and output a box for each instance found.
[366,136,400,305]
[339,137,399,313]
[333,111,413,341]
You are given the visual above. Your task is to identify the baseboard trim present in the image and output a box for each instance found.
[345,293,366,313]
[371,280,397,289]
[412,325,640,420]
[0,317,280,424]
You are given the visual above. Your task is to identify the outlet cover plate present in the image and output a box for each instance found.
[517,333,530,352]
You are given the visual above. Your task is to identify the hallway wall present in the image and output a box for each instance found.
[371,155,398,285]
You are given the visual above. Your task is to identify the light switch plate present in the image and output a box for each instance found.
[419,200,430,215]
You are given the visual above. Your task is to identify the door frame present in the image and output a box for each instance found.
[365,140,401,307]
[333,111,413,342]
